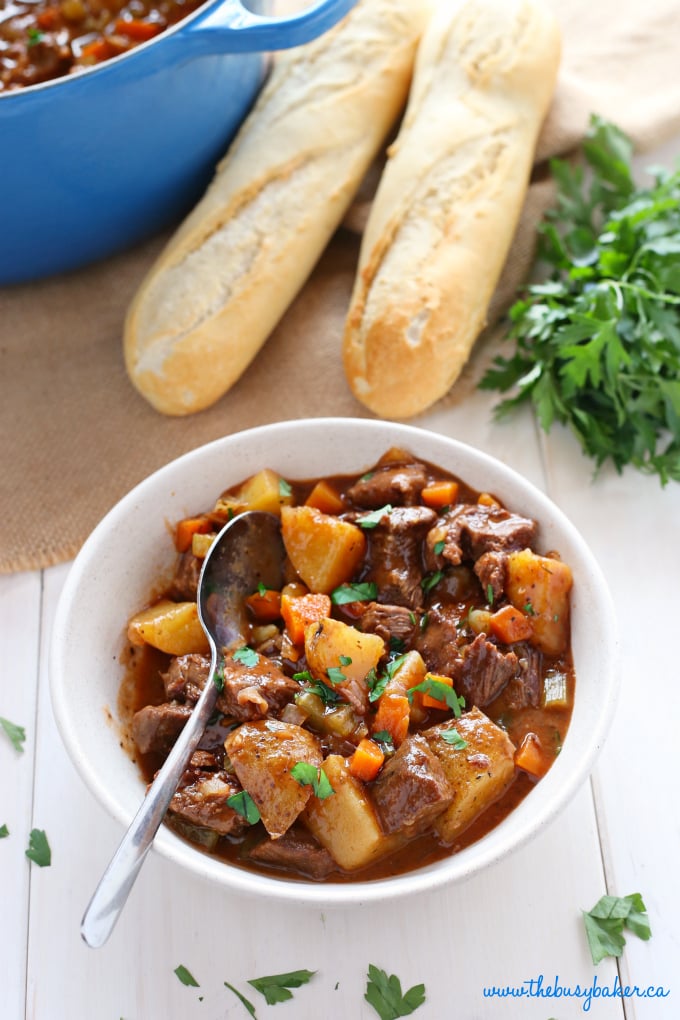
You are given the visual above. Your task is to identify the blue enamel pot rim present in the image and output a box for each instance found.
[0,0,357,102]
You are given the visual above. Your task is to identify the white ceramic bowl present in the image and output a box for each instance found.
[50,418,619,905]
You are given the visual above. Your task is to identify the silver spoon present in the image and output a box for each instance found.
[80,510,285,948]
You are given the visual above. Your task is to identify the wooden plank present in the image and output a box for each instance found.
[26,541,625,1019]
[0,571,42,1020]
[539,425,679,1019]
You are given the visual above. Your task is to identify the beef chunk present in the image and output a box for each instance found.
[162,653,211,704]
[346,462,428,508]
[474,551,508,601]
[218,651,299,720]
[503,642,542,709]
[372,733,453,837]
[132,702,192,755]
[415,606,464,679]
[459,633,518,708]
[167,550,202,601]
[248,826,336,879]
[169,763,247,836]
[359,602,417,649]
[366,506,437,608]
[433,504,538,565]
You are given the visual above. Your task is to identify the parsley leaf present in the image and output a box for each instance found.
[298,680,341,707]
[224,981,257,1018]
[365,965,426,1019]
[421,570,443,593]
[440,728,468,749]
[0,716,26,753]
[583,893,652,965]
[480,115,680,484]
[408,678,465,717]
[0,824,8,838]
[233,645,259,668]
[372,730,395,754]
[326,666,346,685]
[357,505,392,528]
[227,790,261,825]
[248,969,315,1005]
[290,762,334,799]
[331,581,378,605]
[25,828,51,867]
[278,478,292,499]
[174,964,200,987]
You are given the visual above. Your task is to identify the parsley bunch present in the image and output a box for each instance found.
[481,116,680,484]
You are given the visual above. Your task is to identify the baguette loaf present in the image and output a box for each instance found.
[124,0,432,416]
[342,0,561,418]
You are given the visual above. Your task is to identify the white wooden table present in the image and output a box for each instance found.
[2,377,678,1019]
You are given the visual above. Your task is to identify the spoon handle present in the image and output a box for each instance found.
[80,674,219,949]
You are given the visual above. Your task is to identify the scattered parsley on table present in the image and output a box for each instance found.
[481,115,680,484]
[25,828,51,867]
[365,965,426,1019]
[0,715,26,753]
[583,892,652,964]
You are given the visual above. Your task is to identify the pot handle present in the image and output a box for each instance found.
[189,0,357,52]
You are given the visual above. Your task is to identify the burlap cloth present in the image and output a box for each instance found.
[2,0,679,573]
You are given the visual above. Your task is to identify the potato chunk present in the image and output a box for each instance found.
[127,599,209,655]
[506,549,573,655]
[424,708,516,844]
[304,617,384,714]
[304,755,404,871]
[225,720,322,838]
[215,468,294,517]
[281,505,366,594]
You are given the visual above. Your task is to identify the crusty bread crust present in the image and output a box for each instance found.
[342,0,561,419]
[124,0,432,416]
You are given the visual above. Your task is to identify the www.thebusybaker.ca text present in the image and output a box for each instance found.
[482,973,670,1012]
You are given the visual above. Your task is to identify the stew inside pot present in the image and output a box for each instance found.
[0,0,204,91]
[120,448,575,882]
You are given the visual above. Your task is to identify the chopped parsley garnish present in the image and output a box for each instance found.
[227,790,261,825]
[368,654,409,703]
[339,655,352,666]
[278,478,292,498]
[290,762,334,799]
[25,828,51,867]
[27,27,44,46]
[524,601,536,615]
[224,981,257,1018]
[213,665,225,691]
[440,729,468,750]
[0,824,8,838]
[408,678,465,717]
[331,581,378,605]
[421,570,443,593]
[0,716,26,753]
[233,645,259,668]
[248,969,316,1005]
[480,115,680,484]
[486,584,494,605]
[372,731,395,754]
[299,681,341,707]
[326,666,346,686]
[293,670,314,683]
[583,893,652,965]
[365,965,426,1019]
[174,964,200,987]
[257,581,268,596]
[356,505,392,528]
[433,540,445,556]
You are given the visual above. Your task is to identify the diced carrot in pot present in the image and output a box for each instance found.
[174,516,212,553]
[349,739,385,782]
[421,480,459,508]
[372,694,410,748]
[489,604,533,643]
[304,480,344,515]
[514,731,551,778]
[281,591,331,646]
[245,587,282,623]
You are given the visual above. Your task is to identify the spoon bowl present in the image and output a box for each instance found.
[80,510,284,948]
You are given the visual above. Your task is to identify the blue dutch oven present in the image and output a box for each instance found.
[0,0,355,285]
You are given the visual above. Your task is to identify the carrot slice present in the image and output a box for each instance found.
[420,672,453,710]
[515,732,551,778]
[349,738,385,782]
[115,17,164,41]
[304,480,344,515]
[372,694,410,748]
[280,591,331,646]
[489,604,533,643]
[245,587,282,623]
[175,516,212,553]
[421,480,459,509]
